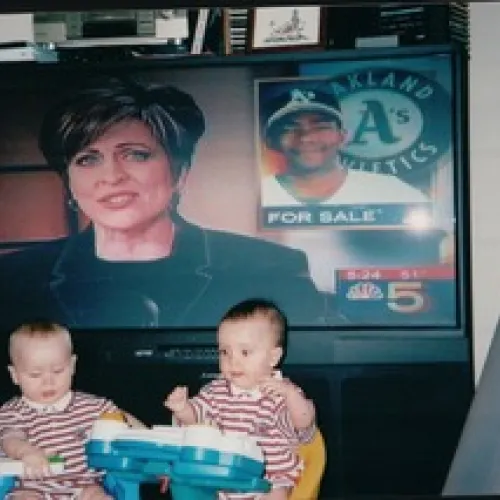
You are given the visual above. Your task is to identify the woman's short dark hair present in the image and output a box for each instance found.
[38,76,206,182]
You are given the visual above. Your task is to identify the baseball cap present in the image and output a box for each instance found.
[264,88,343,140]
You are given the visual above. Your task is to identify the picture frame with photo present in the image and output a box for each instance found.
[248,6,325,52]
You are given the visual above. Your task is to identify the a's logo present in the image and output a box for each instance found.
[289,88,317,105]
[346,281,384,300]
[327,68,451,183]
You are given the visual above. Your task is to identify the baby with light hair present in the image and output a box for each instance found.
[0,321,143,499]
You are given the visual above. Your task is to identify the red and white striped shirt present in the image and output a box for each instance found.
[0,391,116,498]
[190,378,314,500]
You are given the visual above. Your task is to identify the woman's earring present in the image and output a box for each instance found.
[67,196,79,211]
[169,191,181,215]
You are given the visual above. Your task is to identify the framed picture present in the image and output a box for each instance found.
[248,6,325,52]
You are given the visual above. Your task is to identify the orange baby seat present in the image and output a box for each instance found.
[290,428,326,500]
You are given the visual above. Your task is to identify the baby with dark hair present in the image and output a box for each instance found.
[165,298,316,500]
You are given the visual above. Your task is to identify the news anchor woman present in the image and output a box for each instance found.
[0,76,330,331]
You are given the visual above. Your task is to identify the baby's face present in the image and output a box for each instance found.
[9,335,76,405]
[217,316,282,390]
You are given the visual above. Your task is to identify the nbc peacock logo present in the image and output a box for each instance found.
[346,281,384,301]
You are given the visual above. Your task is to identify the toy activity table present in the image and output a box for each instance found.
[86,421,270,500]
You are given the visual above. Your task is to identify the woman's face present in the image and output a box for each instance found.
[68,119,177,233]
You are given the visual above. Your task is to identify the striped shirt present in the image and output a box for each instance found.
[190,378,315,500]
[0,391,116,498]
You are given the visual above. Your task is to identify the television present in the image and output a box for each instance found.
[0,44,472,499]
[0,45,469,346]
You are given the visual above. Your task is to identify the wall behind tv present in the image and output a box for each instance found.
[470,2,500,382]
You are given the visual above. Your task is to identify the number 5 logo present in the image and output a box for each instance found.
[387,282,426,313]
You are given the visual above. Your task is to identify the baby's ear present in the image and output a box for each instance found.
[270,346,283,368]
[7,365,19,386]
[70,354,77,374]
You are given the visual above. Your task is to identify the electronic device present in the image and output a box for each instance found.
[0,44,469,348]
[33,9,190,47]
[0,13,35,44]
[0,42,58,62]
[325,2,469,50]
[0,44,471,499]
[30,9,225,60]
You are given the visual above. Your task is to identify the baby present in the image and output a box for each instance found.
[0,321,142,499]
[165,298,316,500]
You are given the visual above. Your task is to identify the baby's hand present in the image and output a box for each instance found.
[164,386,189,413]
[21,448,51,479]
[79,484,113,499]
[260,375,300,399]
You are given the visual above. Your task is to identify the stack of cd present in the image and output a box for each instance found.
[224,8,249,55]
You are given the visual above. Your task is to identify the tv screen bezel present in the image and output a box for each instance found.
[0,43,471,363]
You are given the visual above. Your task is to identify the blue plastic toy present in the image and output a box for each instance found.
[86,423,271,500]
[0,455,65,497]
[0,475,15,498]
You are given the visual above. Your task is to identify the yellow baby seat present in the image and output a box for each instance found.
[290,428,327,500]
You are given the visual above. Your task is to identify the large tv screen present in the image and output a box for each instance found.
[0,46,465,333]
